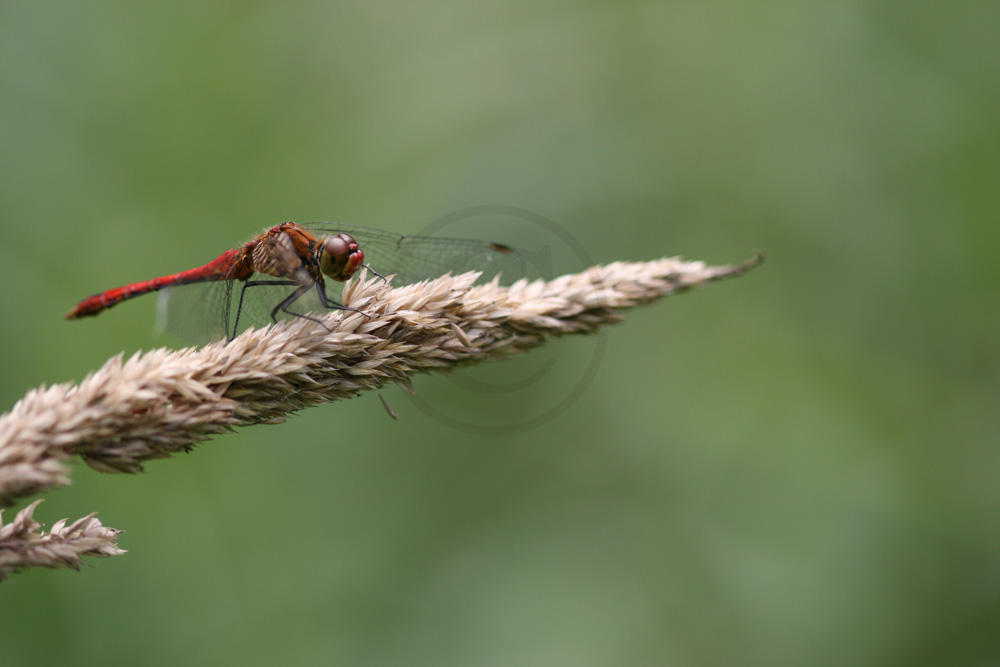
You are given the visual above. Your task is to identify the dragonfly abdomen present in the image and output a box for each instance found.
[65,249,246,319]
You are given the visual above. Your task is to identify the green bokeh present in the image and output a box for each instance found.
[1,2,997,665]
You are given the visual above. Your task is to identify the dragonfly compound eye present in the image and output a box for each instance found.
[320,233,364,281]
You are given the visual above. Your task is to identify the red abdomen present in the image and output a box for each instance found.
[66,249,246,319]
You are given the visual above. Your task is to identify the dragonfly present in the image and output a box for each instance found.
[67,222,524,342]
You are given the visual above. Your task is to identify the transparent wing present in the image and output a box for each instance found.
[162,273,339,343]
[160,280,235,344]
[300,222,526,287]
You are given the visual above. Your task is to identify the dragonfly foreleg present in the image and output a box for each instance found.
[270,282,336,332]
[313,281,371,318]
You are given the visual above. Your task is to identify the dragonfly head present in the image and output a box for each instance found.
[319,233,364,282]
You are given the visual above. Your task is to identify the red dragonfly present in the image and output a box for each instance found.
[67,222,523,342]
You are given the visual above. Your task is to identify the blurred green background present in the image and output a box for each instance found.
[1,1,997,665]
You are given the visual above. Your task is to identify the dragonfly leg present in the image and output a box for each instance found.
[232,278,299,340]
[230,277,370,341]
[361,262,389,284]
[313,281,372,318]
[271,283,334,331]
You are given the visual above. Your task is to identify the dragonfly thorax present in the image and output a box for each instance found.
[318,233,364,282]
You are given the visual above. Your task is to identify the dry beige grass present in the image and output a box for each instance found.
[0,500,124,582]
[0,254,762,580]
